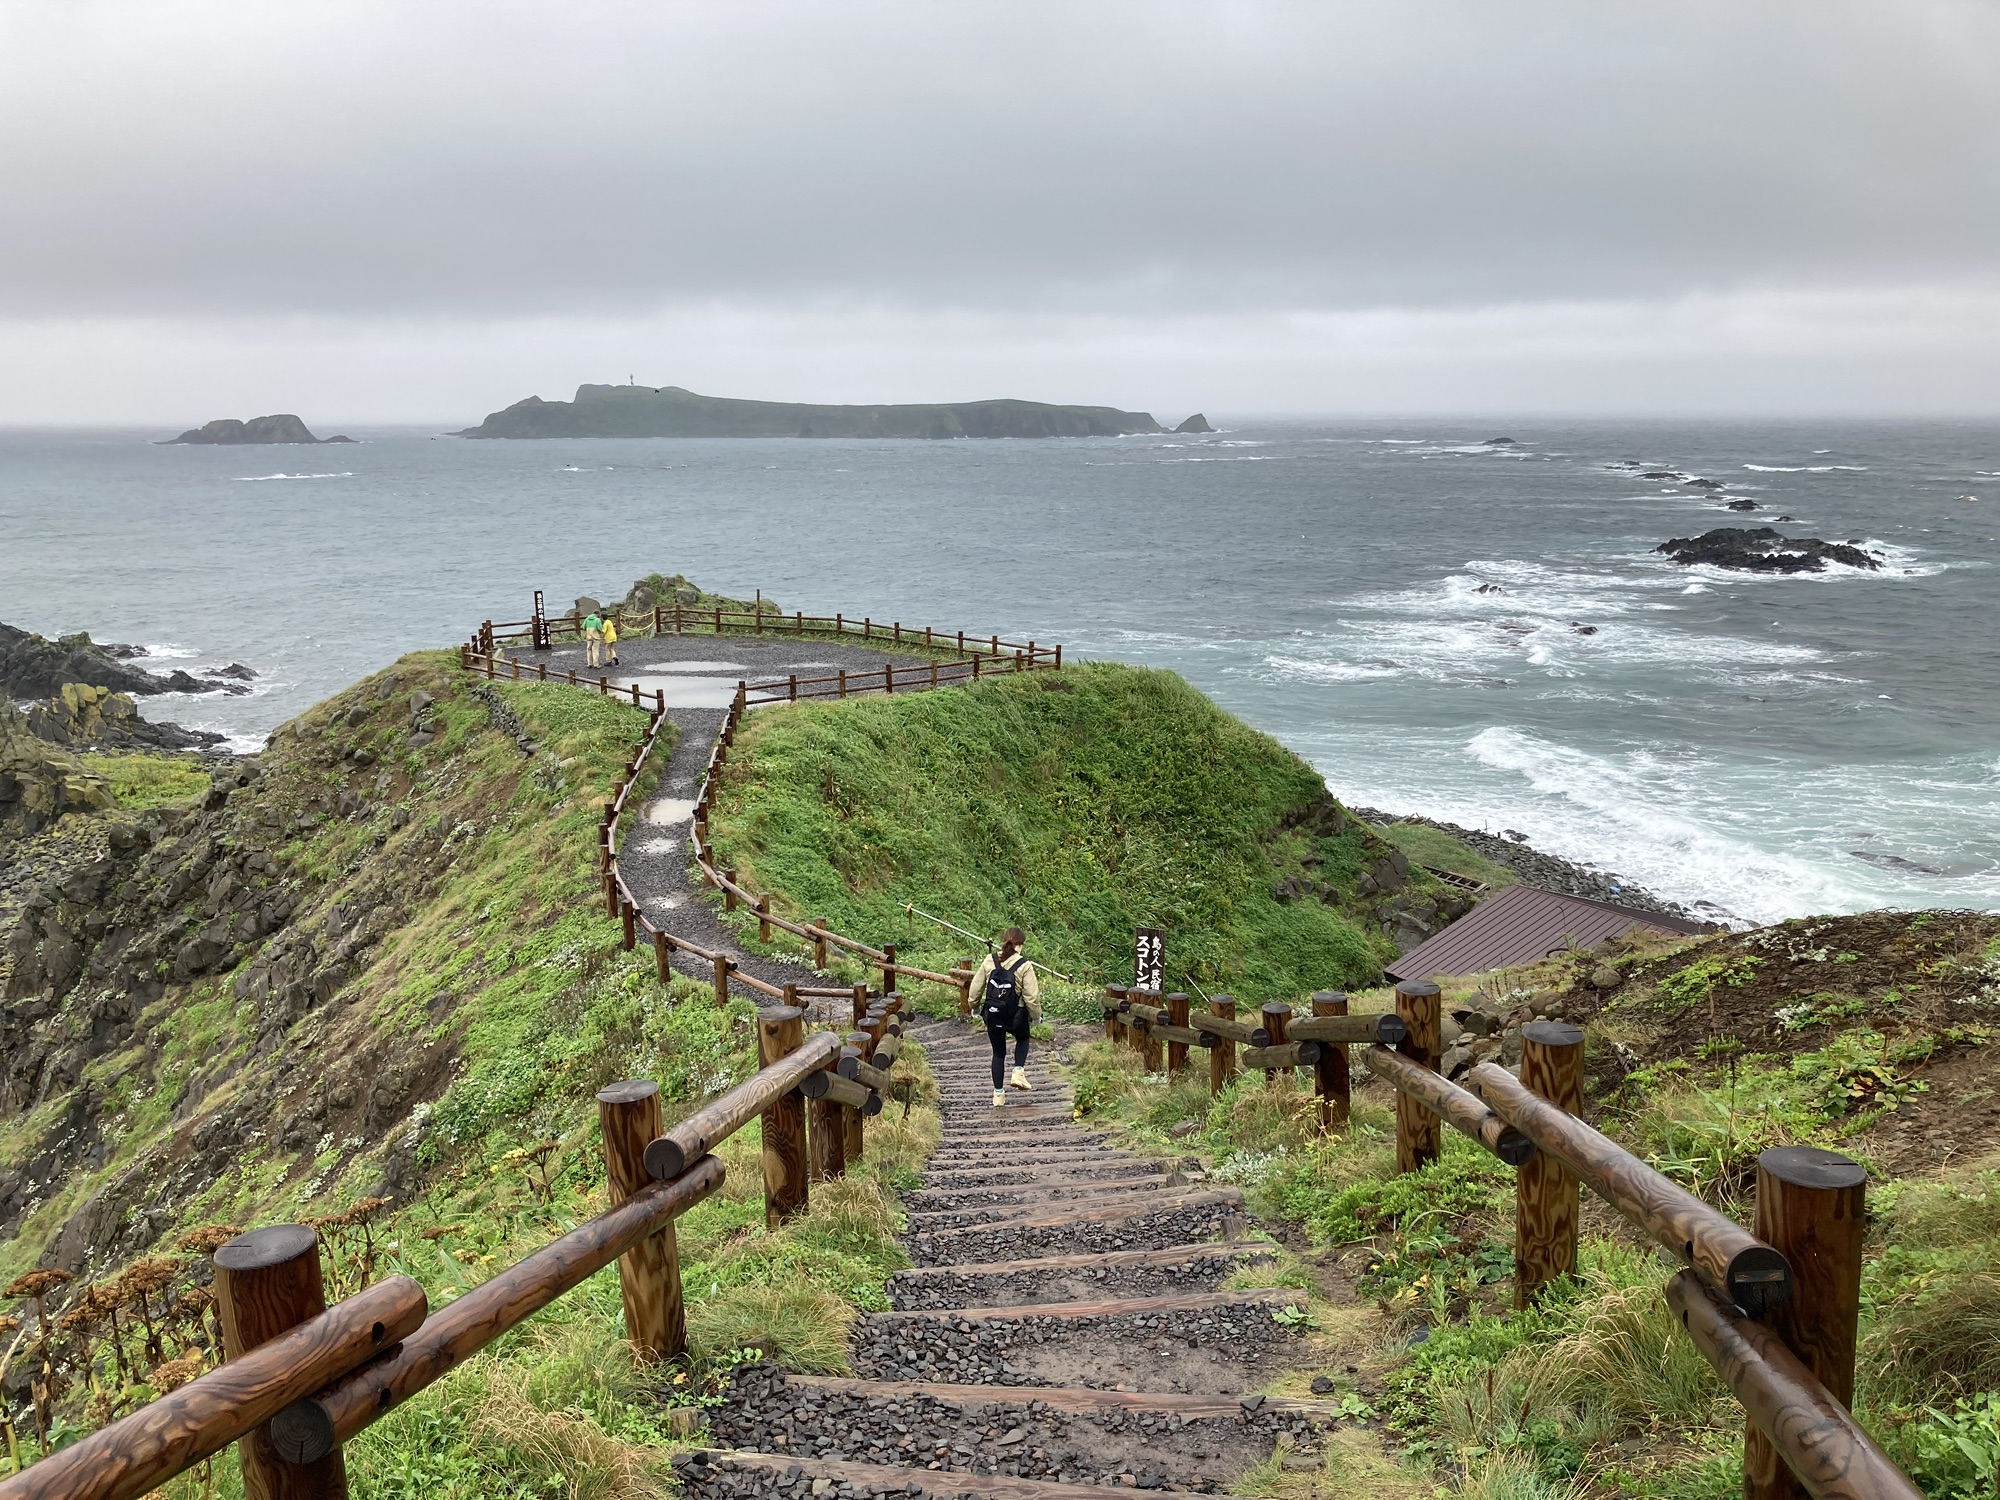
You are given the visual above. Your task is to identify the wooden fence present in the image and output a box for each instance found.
[472,590,1059,673]
[1103,981,1921,1500]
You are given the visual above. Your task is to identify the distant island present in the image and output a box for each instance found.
[452,384,1177,439]
[160,414,354,445]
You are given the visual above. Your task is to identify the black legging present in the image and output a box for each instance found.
[987,1011,1031,1087]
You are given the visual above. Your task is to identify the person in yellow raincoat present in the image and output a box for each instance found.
[602,614,620,666]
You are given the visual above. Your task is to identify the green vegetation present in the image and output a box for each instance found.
[80,750,211,810]
[708,662,1386,1004]
[1374,822,1517,889]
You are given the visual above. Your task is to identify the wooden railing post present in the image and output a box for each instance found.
[852,983,869,1025]
[812,920,829,971]
[1165,992,1190,1075]
[620,900,636,952]
[723,871,739,913]
[843,1030,872,1163]
[1312,991,1350,1130]
[1260,1002,1291,1092]
[597,1081,685,1360]
[712,954,730,1005]
[1515,1020,1584,1306]
[955,965,973,1016]
[213,1226,347,1499]
[653,930,672,985]
[1102,984,1124,1040]
[882,942,897,995]
[1394,979,1443,1172]
[1743,1147,1868,1500]
[1208,994,1237,1095]
[757,1005,809,1226]
[757,894,772,944]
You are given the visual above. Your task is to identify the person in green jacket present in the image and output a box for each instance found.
[582,612,604,668]
[969,928,1041,1106]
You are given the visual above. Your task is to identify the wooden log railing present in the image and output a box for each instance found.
[2,988,904,1500]
[484,594,1061,673]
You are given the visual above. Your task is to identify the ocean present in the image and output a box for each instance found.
[3,419,1996,926]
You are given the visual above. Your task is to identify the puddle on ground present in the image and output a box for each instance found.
[641,799,695,826]
[614,675,741,708]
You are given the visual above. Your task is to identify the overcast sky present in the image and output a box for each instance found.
[5,0,1999,422]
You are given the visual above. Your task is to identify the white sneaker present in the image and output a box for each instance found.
[1009,1067,1033,1091]
[992,1089,1007,1107]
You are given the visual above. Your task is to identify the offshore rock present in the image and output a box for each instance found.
[1654,527,1881,574]
[0,623,221,699]
[160,414,353,445]
[1174,412,1216,433]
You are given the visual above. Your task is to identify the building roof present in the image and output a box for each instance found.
[1384,882,1719,984]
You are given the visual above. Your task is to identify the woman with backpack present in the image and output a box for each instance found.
[969,928,1041,1106]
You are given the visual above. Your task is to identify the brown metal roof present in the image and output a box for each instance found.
[1384,882,1718,984]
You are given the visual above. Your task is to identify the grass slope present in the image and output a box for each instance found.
[710,662,1387,1003]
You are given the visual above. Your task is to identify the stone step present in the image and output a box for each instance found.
[907,1190,1247,1268]
[852,1286,1310,1394]
[903,1179,1209,1230]
[905,1171,1182,1207]
[888,1242,1276,1311]
[696,1366,1339,1492]
[673,1448,1262,1498]
[917,1160,1166,1189]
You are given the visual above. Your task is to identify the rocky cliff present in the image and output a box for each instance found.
[454,384,1165,439]
[160,415,353,445]
[0,625,222,700]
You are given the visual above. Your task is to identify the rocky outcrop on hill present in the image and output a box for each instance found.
[23,683,225,753]
[160,414,353,445]
[1654,527,1881,574]
[1173,413,1215,433]
[0,704,114,840]
[454,384,1164,439]
[0,625,222,700]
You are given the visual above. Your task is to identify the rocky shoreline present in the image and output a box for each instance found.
[1346,805,1706,920]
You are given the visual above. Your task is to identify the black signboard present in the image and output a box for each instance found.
[1133,926,1165,992]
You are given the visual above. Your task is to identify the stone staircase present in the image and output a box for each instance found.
[674,1019,1344,1497]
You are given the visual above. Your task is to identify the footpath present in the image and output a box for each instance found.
[531,628,1351,1494]
[674,1022,1346,1498]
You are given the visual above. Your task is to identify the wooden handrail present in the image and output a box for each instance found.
[642,1032,842,1179]
[1365,1045,1532,1165]
[1468,1061,1793,1314]
[0,1277,426,1500]
[269,1157,726,1463]
[1666,1273,1923,1500]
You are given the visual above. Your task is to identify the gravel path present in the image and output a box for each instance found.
[674,1018,1353,1497]
[523,631,937,1011]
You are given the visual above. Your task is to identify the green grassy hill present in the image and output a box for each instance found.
[709,662,1396,1004]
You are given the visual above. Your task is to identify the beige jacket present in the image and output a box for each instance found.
[968,951,1041,1018]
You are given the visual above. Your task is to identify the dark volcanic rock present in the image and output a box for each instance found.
[23,684,225,753]
[161,414,351,445]
[1174,412,1216,433]
[0,624,221,699]
[1683,478,1723,490]
[1724,498,1760,511]
[1654,527,1881,574]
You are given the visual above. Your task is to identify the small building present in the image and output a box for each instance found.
[1384,882,1718,984]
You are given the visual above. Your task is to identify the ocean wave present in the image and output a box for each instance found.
[232,472,355,481]
[1742,464,1869,472]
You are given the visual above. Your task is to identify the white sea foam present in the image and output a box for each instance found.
[233,472,355,481]
[1742,464,1869,473]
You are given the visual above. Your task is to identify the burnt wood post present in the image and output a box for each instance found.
[1260,1002,1292,1092]
[213,1226,346,1499]
[882,942,897,995]
[843,1031,872,1163]
[1209,994,1238,1095]
[597,1080,685,1360]
[757,1005,810,1226]
[1165,992,1191,1076]
[1312,991,1351,1130]
[1394,979,1443,1172]
[1744,1146,1868,1500]
[1515,1020,1584,1306]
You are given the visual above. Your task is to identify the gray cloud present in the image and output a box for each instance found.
[6,0,1999,319]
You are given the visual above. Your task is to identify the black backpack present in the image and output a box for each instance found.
[982,955,1023,1024]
